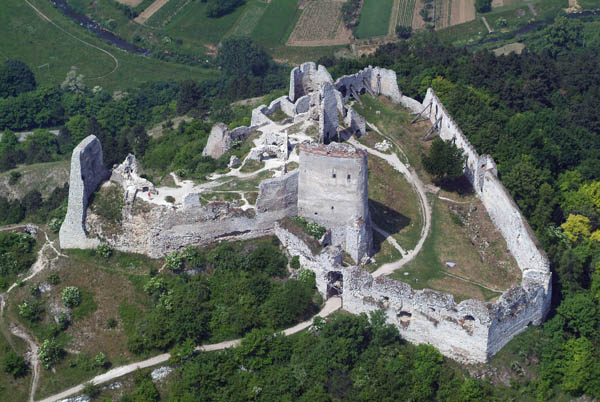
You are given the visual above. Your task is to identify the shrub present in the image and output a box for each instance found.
[47,273,60,285]
[3,351,27,377]
[29,283,40,297]
[18,299,43,321]
[8,171,21,185]
[290,255,300,269]
[107,317,118,329]
[57,311,70,331]
[93,352,107,368]
[97,243,112,258]
[82,382,100,398]
[38,338,63,369]
[165,252,184,271]
[475,0,491,12]
[49,217,62,233]
[165,195,176,204]
[291,216,327,240]
[61,286,82,308]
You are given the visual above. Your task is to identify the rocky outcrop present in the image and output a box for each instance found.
[59,135,110,249]
[202,123,232,159]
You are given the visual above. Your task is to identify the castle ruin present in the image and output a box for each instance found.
[59,62,551,364]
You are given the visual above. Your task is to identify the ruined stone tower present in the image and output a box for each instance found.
[298,142,372,263]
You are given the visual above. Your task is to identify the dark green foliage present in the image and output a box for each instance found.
[205,0,244,18]
[291,216,327,240]
[475,0,491,13]
[0,231,35,289]
[422,138,466,183]
[167,312,474,401]
[2,351,27,378]
[126,238,317,354]
[82,382,100,399]
[341,0,361,28]
[0,60,36,98]
[396,25,412,39]
[217,38,270,78]
[290,255,300,269]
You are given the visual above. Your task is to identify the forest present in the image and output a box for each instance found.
[0,15,600,400]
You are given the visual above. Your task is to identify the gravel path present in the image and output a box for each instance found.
[37,297,342,402]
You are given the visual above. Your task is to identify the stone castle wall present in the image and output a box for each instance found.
[59,135,110,249]
[297,142,371,262]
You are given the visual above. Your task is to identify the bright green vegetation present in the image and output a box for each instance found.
[226,1,268,37]
[251,0,300,47]
[0,0,218,92]
[0,329,30,401]
[354,0,395,38]
[125,237,320,354]
[146,0,190,27]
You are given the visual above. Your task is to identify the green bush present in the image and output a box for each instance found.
[93,352,107,368]
[61,286,82,308]
[90,184,124,223]
[475,0,491,12]
[97,243,113,258]
[82,382,100,398]
[290,255,300,269]
[48,217,62,233]
[165,251,184,271]
[291,216,327,240]
[18,299,43,322]
[106,317,118,329]
[57,311,70,331]
[165,195,176,204]
[38,338,63,369]
[47,273,60,285]
[2,351,27,377]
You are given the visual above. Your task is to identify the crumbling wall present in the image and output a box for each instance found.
[274,223,342,297]
[256,171,299,219]
[318,82,340,143]
[203,123,253,159]
[59,135,110,249]
[289,62,335,102]
[334,66,402,104]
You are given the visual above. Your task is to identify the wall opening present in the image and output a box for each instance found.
[398,311,412,321]
[327,271,343,298]
[464,315,475,322]
[347,174,351,180]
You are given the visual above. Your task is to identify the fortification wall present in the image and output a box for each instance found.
[59,135,110,249]
[319,82,340,143]
[334,66,402,103]
[256,171,299,219]
[274,223,343,297]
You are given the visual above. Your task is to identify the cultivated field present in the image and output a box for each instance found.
[355,0,395,38]
[115,0,144,7]
[398,0,417,27]
[226,1,268,37]
[287,0,353,46]
[434,0,476,30]
[251,0,300,47]
[144,0,189,26]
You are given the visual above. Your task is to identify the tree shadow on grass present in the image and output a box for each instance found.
[436,175,474,196]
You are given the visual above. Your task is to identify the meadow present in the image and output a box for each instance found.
[0,0,219,92]
[251,0,301,47]
[354,0,395,38]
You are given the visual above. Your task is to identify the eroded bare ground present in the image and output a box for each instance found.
[286,0,354,47]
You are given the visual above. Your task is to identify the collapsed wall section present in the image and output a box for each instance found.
[334,66,402,104]
[256,171,299,220]
[59,135,110,249]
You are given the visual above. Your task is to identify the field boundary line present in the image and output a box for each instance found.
[23,0,119,80]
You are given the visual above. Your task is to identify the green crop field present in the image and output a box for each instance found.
[354,0,395,38]
[398,0,416,27]
[160,0,250,45]
[251,0,300,47]
[227,1,268,37]
[146,0,189,27]
[0,0,219,92]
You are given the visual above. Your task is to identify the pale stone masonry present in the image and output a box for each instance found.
[58,63,551,363]
[59,135,110,249]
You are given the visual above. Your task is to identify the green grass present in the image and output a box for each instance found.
[162,0,252,45]
[71,288,98,320]
[146,0,190,27]
[580,0,600,9]
[251,0,300,47]
[226,1,268,37]
[0,0,219,92]
[354,0,395,38]
[0,328,30,402]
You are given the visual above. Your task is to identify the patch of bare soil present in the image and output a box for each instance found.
[411,0,427,30]
[115,0,144,7]
[286,0,354,47]
[134,0,169,24]
[450,0,475,26]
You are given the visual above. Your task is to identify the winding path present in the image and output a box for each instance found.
[347,137,432,278]
[37,297,342,402]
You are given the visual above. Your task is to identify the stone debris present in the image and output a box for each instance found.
[445,261,457,268]
[59,396,90,402]
[151,366,173,382]
[228,155,241,168]
[374,140,392,152]
[102,381,122,390]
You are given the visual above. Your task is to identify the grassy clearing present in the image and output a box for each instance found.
[251,0,300,47]
[0,323,31,401]
[0,0,219,92]
[390,196,518,302]
[355,0,395,38]
[0,160,69,201]
[146,0,189,27]
[365,231,403,272]
[239,159,265,173]
[368,154,423,250]
[226,1,268,37]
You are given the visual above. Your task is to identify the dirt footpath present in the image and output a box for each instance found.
[115,0,144,7]
[134,0,169,24]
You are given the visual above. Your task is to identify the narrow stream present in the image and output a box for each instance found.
[48,0,149,55]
